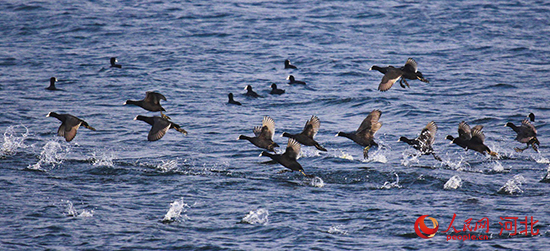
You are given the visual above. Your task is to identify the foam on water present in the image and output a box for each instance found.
[91,150,115,167]
[498,175,526,195]
[28,140,70,170]
[337,150,354,161]
[327,224,348,235]
[490,161,509,173]
[162,197,190,223]
[380,173,401,189]
[240,208,269,225]
[534,153,549,164]
[62,200,94,218]
[400,150,420,167]
[363,149,388,163]
[444,175,462,190]
[300,148,321,158]
[157,159,179,172]
[307,176,325,188]
[1,125,29,157]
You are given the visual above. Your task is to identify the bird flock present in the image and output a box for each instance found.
[45,57,540,177]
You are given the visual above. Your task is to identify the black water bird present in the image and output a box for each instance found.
[284,59,297,69]
[370,58,429,91]
[228,93,242,105]
[282,115,327,151]
[124,91,169,119]
[270,84,285,95]
[46,77,58,91]
[46,112,96,142]
[446,121,498,156]
[505,113,539,152]
[244,85,262,98]
[134,115,187,141]
[287,75,306,85]
[336,109,382,159]
[260,138,313,177]
[110,57,122,68]
[238,116,279,152]
[398,121,442,161]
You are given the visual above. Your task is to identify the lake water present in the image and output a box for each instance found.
[1,0,550,250]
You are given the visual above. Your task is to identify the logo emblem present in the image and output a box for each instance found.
[415,215,439,239]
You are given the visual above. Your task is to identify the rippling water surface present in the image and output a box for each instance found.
[2,0,550,250]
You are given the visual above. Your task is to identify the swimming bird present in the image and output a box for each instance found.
[228,93,242,105]
[260,138,313,177]
[284,59,297,69]
[134,115,187,141]
[398,121,442,161]
[270,83,285,95]
[46,112,96,142]
[46,77,58,91]
[505,113,539,152]
[336,109,382,159]
[446,121,498,156]
[287,75,306,85]
[124,91,170,119]
[110,57,122,68]
[282,115,327,151]
[370,58,429,91]
[238,116,279,152]
[244,85,262,98]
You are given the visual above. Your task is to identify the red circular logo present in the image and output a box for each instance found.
[415,215,439,239]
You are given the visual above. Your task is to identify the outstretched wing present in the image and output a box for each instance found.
[144,91,167,105]
[378,67,402,91]
[259,116,275,140]
[458,121,472,140]
[516,119,537,143]
[148,117,171,141]
[284,138,301,160]
[302,115,320,138]
[357,110,382,138]
[417,121,437,146]
[403,58,418,73]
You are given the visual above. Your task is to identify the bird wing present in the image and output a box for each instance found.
[378,67,402,91]
[302,115,320,138]
[470,128,486,144]
[417,121,437,146]
[253,126,262,137]
[458,121,472,140]
[403,58,418,72]
[357,110,381,133]
[516,119,537,143]
[144,91,167,105]
[283,138,301,160]
[259,116,275,140]
[148,117,171,141]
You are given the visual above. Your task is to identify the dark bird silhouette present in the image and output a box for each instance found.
[260,138,313,177]
[134,115,187,141]
[244,85,262,98]
[110,57,122,68]
[269,83,285,95]
[287,75,306,85]
[282,115,327,151]
[238,116,279,152]
[398,121,442,161]
[46,112,96,142]
[446,121,498,156]
[336,109,382,159]
[284,59,297,69]
[124,91,169,119]
[370,58,429,91]
[505,113,539,152]
[228,93,242,105]
[46,77,58,91]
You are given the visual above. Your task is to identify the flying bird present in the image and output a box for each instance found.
[46,112,96,142]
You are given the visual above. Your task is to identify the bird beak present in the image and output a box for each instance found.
[46,112,51,117]
[133,116,138,120]
[368,66,373,70]
[286,76,290,80]
[123,101,127,105]
[243,86,247,90]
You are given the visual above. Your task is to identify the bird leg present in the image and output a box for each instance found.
[402,78,410,88]
[399,78,407,89]
[514,146,529,153]
[362,146,371,159]
[175,127,188,136]
[300,170,315,178]
[432,153,442,162]
[161,111,171,120]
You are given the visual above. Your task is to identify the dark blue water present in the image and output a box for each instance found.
[2,0,550,250]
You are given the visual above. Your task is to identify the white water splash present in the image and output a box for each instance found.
[300,148,321,158]
[91,151,115,167]
[444,175,462,190]
[534,154,549,164]
[157,159,179,172]
[400,150,420,167]
[162,198,190,223]
[328,225,348,235]
[542,165,550,181]
[364,149,387,163]
[28,141,69,170]
[381,173,401,189]
[490,161,509,173]
[62,200,94,218]
[338,151,354,160]
[1,125,29,157]
[498,175,526,195]
[308,176,325,188]
[241,208,269,225]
